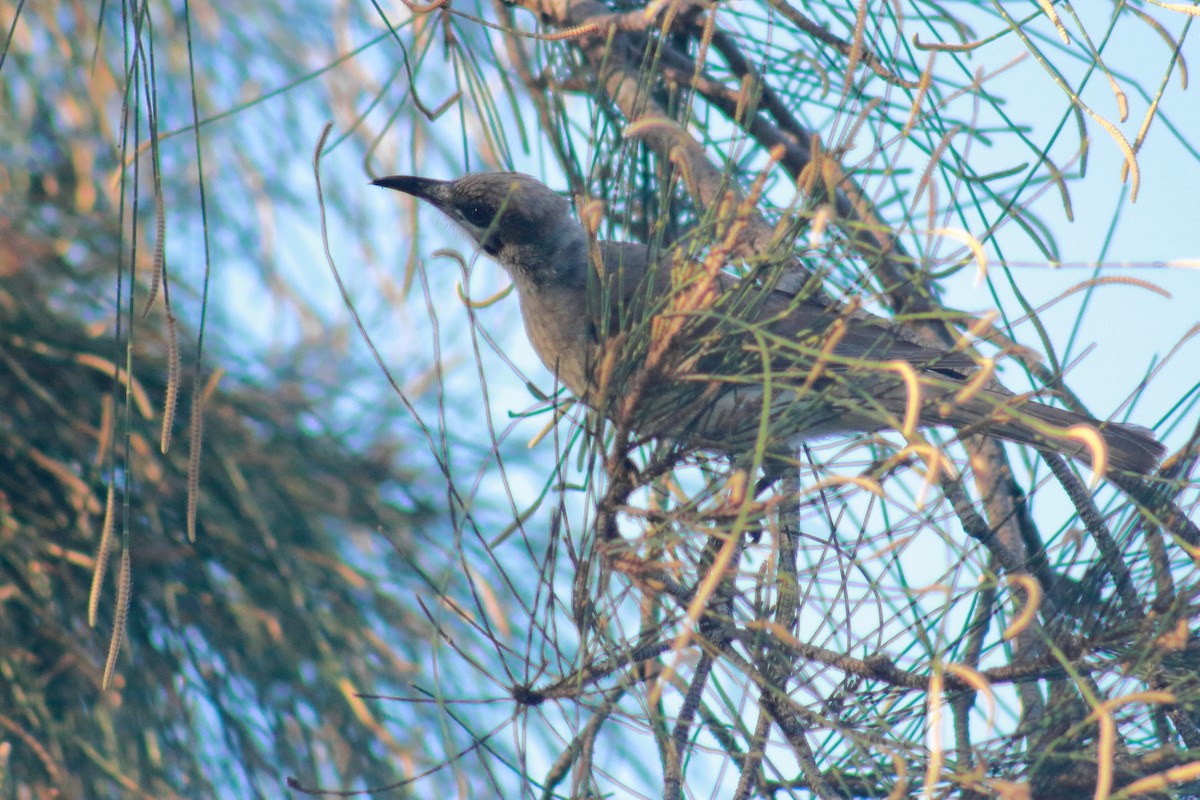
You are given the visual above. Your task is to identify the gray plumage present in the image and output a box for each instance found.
[373,171,1164,475]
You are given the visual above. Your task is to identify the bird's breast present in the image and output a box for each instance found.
[518,284,592,398]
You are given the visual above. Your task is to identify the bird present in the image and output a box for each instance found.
[372,171,1164,476]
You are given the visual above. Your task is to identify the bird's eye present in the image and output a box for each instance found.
[461,203,494,229]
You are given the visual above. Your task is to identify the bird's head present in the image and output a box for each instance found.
[372,171,586,286]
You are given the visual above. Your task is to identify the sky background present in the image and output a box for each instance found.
[5,2,1198,795]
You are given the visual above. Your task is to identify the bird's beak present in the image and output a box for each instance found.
[370,175,446,202]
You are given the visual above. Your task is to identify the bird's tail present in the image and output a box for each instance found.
[941,394,1164,474]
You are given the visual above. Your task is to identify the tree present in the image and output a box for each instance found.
[2,0,1198,798]
[1,3,454,796]
[352,1,1199,797]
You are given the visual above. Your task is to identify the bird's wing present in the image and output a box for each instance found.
[592,240,976,373]
[757,286,978,372]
